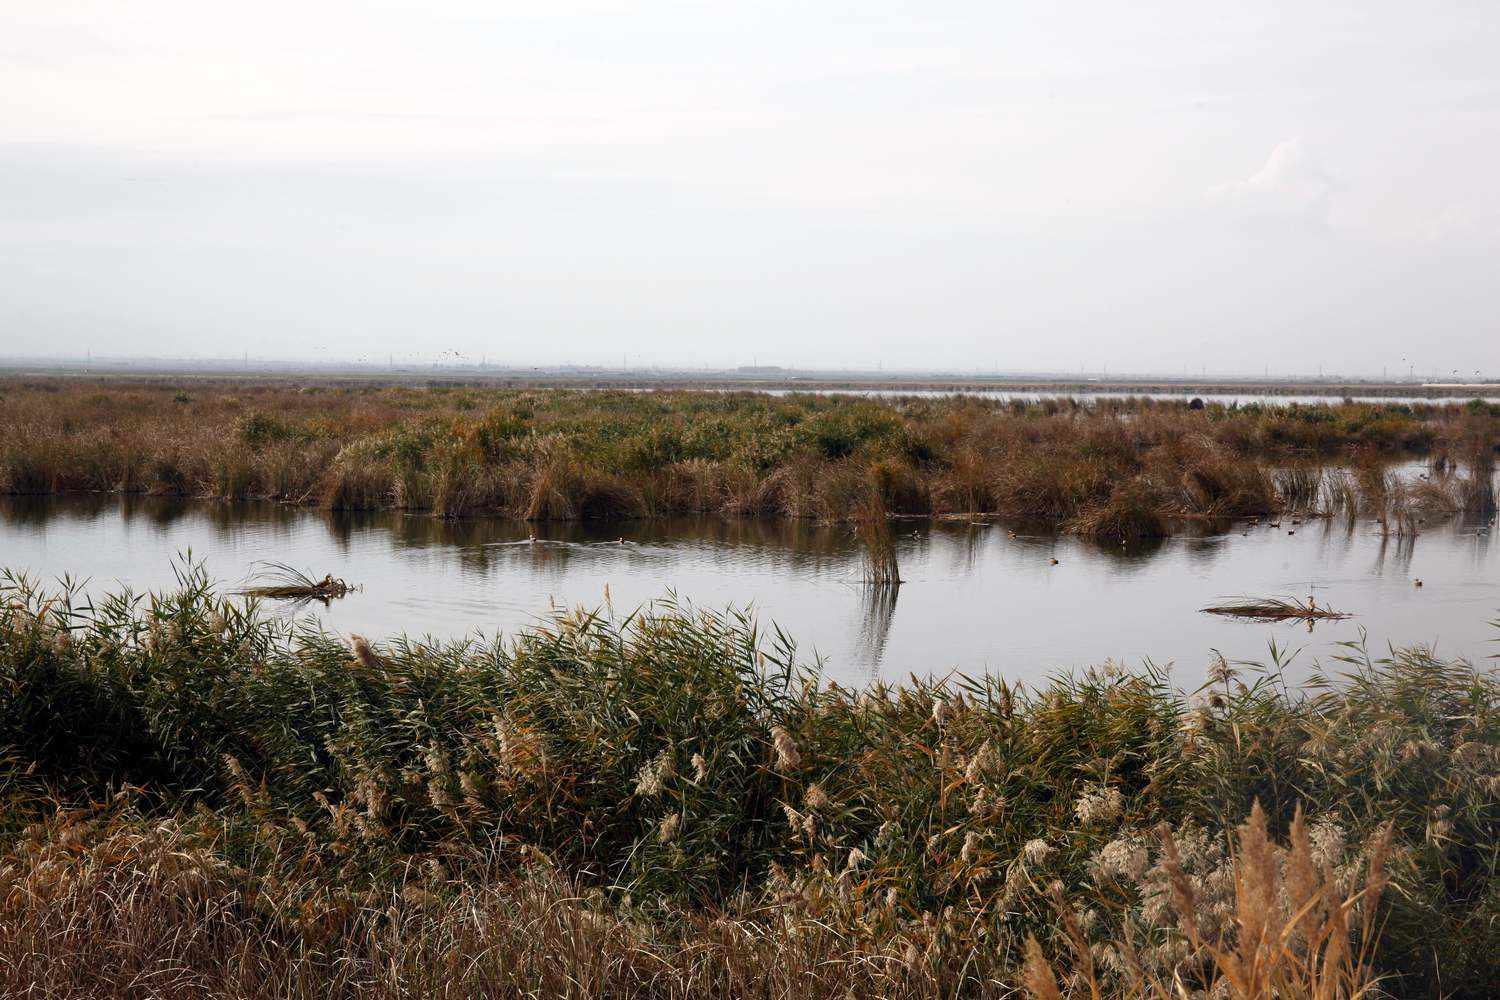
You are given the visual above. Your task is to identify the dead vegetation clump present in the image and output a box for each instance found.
[1201,597,1351,623]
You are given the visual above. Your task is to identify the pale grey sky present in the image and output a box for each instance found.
[2,1,1497,374]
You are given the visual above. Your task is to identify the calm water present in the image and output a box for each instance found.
[2,496,1495,687]
[750,389,1500,406]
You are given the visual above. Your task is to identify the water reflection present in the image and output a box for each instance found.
[856,583,900,677]
[1,490,1496,688]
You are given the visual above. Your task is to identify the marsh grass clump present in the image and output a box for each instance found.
[0,568,1497,997]
[1072,479,1169,541]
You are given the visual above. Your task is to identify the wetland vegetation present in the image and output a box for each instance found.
[0,568,1496,997]
[2,380,1498,996]
[1,379,1497,542]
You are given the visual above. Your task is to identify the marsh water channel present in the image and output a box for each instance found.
[4,490,1496,689]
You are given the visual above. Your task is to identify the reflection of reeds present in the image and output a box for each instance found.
[855,575,899,671]
[1201,596,1349,621]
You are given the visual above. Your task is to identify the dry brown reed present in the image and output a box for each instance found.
[1026,803,1393,1000]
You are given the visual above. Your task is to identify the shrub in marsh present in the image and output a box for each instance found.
[621,424,687,471]
[237,412,295,449]
[467,402,534,462]
[795,405,902,460]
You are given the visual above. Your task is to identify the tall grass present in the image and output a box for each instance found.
[2,380,1497,541]
[1,567,1496,996]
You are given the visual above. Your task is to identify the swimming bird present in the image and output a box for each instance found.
[1049,557,1059,565]
[1414,578,1424,588]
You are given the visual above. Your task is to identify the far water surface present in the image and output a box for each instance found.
[1,496,1495,688]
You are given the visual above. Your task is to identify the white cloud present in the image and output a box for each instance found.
[1209,140,1338,220]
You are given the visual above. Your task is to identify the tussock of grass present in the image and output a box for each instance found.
[1,566,1496,996]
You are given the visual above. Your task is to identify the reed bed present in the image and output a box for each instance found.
[1,567,1496,997]
[2,380,1498,542]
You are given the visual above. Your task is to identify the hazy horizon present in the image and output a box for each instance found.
[4,2,1498,376]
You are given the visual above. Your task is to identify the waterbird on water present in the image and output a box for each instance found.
[1049,557,1059,565]
[1414,578,1424,588]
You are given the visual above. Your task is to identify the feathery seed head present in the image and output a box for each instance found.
[771,726,801,771]
[1023,838,1054,865]
[348,633,383,672]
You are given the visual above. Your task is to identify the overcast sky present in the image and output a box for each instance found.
[2,1,1498,375]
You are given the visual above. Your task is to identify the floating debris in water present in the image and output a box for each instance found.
[1201,597,1350,622]
[236,562,357,605]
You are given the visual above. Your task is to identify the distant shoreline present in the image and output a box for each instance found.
[2,364,1498,399]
